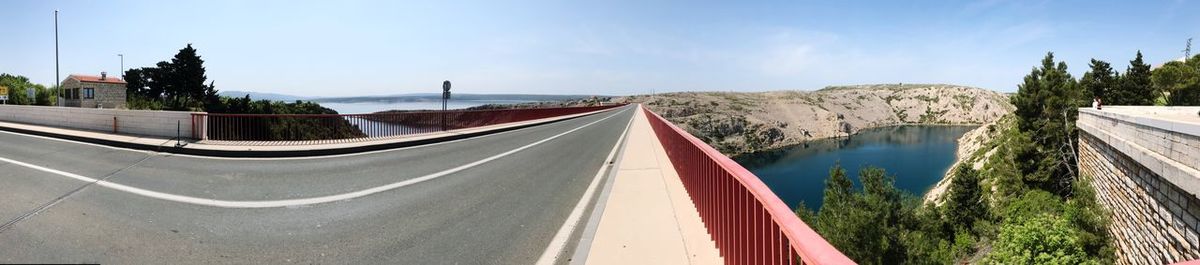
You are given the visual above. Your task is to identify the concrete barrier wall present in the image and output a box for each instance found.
[1077,106,1200,264]
[0,105,202,138]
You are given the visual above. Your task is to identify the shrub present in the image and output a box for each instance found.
[985,214,1097,265]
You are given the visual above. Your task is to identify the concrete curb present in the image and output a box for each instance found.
[0,110,608,158]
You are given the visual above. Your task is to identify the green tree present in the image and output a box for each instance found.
[944,166,985,232]
[1110,51,1155,105]
[164,44,215,110]
[123,67,151,99]
[1065,178,1114,263]
[985,214,1097,265]
[1009,52,1082,195]
[34,85,55,105]
[0,73,35,105]
[1079,59,1117,102]
[126,44,219,111]
[806,164,908,264]
[1151,55,1200,106]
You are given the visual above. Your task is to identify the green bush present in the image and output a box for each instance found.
[985,214,1097,265]
[1000,189,1063,222]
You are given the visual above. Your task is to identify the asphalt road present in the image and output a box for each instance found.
[0,105,635,264]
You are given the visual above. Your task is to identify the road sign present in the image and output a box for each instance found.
[0,86,8,101]
[440,80,452,131]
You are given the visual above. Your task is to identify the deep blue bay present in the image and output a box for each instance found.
[733,125,977,210]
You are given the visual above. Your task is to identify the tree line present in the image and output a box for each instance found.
[1081,51,1200,106]
[0,74,56,106]
[794,49,1200,264]
[122,44,220,111]
[120,44,362,140]
[3,44,362,141]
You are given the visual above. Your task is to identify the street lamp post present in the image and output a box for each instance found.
[54,10,60,106]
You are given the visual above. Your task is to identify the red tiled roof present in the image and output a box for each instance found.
[68,74,127,84]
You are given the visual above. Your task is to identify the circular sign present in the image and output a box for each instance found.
[443,80,451,92]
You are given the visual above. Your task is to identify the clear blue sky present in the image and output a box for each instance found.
[1,0,1196,97]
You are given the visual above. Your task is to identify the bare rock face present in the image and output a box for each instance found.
[617,84,1015,155]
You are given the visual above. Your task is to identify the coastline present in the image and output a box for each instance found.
[730,123,981,210]
[728,122,984,157]
[921,119,1002,204]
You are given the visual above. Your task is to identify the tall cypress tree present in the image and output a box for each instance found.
[168,44,212,110]
[1113,51,1154,105]
[1080,59,1117,102]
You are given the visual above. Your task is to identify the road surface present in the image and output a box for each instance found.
[0,105,635,264]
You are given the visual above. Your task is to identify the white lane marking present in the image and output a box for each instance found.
[0,108,631,209]
[535,106,636,265]
[0,108,623,161]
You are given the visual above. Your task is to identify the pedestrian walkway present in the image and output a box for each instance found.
[583,107,722,264]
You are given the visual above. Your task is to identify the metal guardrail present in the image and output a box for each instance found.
[190,105,623,142]
[642,106,855,265]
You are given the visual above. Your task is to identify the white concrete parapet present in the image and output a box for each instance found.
[0,105,202,139]
[1078,106,1200,196]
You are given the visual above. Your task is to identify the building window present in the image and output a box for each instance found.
[83,88,94,99]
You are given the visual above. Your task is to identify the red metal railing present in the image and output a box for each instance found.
[642,106,855,265]
[190,105,622,142]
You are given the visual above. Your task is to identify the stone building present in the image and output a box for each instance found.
[61,72,126,109]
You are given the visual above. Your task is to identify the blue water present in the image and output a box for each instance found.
[733,125,976,210]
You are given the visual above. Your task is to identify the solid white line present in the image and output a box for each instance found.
[535,106,636,265]
[0,108,619,161]
[0,107,631,209]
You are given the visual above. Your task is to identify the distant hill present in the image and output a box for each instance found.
[312,94,600,103]
[218,91,314,102]
[613,84,1015,155]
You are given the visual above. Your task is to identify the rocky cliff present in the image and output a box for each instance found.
[613,84,1014,155]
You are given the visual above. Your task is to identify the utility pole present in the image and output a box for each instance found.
[118,53,123,74]
[55,10,60,106]
[1185,38,1193,61]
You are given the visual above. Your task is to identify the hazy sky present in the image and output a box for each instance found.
[1,0,1197,97]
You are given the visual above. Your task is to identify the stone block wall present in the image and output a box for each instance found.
[0,105,201,138]
[92,82,127,109]
[1078,107,1200,264]
[1081,134,1199,263]
[60,78,128,109]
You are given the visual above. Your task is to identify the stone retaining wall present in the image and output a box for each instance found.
[0,105,202,138]
[1078,107,1200,264]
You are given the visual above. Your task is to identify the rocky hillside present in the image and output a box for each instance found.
[612,84,1014,155]
[924,115,1013,205]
